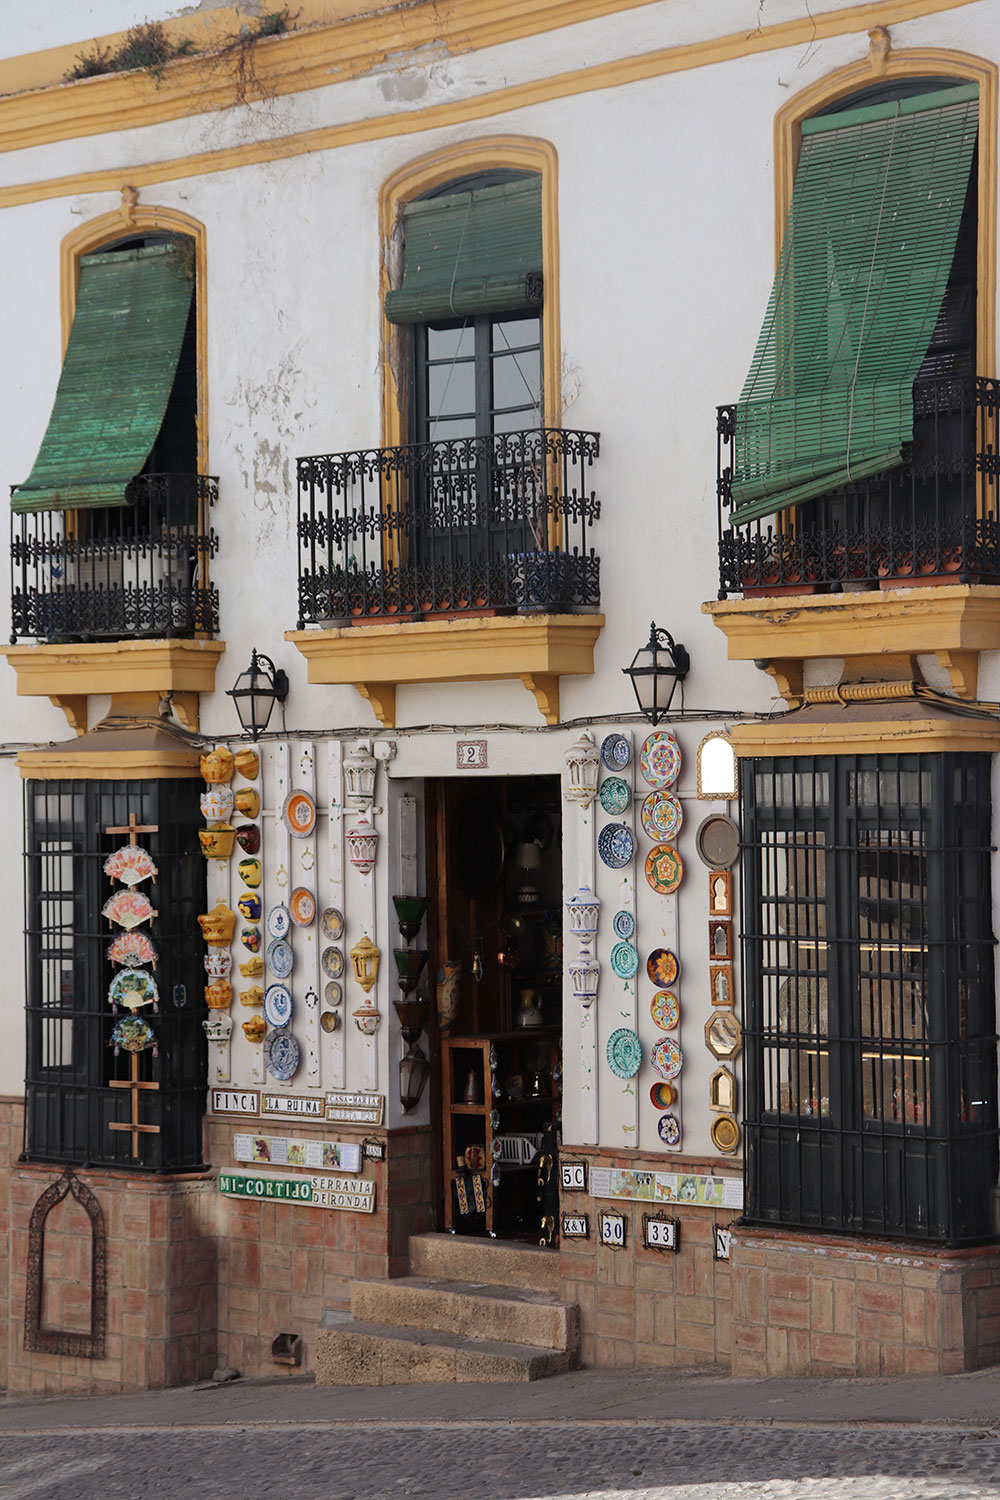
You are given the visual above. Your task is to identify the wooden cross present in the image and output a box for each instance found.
[109,1053,160,1159]
[105,812,159,845]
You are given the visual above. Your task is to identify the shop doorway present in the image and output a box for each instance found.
[426,774,562,1241]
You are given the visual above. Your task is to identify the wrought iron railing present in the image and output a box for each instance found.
[296,428,600,626]
[716,376,1000,597]
[10,472,219,643]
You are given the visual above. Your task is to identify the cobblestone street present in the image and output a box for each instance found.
[1,1419,1000,1499]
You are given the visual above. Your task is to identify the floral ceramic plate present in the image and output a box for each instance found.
[647,948,680,986]
[264,1026,299,1081]
[104,845,158,888]
[282,789,316,839]
[657,1112,681,1146]
[108,932,157,968]
[598,822,634,870]
[598,777,631,816]
[290,887,316,927]
[102,889,155,931]
[321,946,344,979]
[650,989,680,1031]
[645,844,684,895]
[640,790,683,842]
[639,731,681,788]
[109,968,158,1012]
[266,938,294,979]
[263,983,293,1028]
[610,940,639,979]
[650,1035,683,1081]
[267,905,291,940]
[324,979,342,1006]
[606,1027,643,1079]
[321,907,345,941]
[612,909,635,940]
[600,733,631,771]
[650,1081,676,1109]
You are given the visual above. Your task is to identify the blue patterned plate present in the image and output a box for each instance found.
[598,822,634,870]
[599,777,631,816]
[606,1027,643,1079]
[612,909,635,940]
[657,1112,681,1146]
[266,938,294,979]
[610,940,639,979]
[263,983,293,1028]
[600,733,631,771]
[264,1026,299,1082]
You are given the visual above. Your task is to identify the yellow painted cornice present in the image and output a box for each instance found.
[731,711,1000,757]
[286,612,604,724]
[0,0,986,206]
[3,638,226,735]
[17,744,203,779]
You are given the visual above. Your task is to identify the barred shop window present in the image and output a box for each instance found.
[742,754,998,1244]
[25,779,206,1172]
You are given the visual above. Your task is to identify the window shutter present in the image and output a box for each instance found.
[729,84,979,527]
[12,243,195,513]
[384,177,542,325]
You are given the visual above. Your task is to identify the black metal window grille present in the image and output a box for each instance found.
[25,779,207,1172]
[742,754,998,1244]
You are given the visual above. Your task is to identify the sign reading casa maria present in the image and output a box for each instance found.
[217,1169,375,1213]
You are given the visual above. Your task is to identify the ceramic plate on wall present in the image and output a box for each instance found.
[612,909,635,940]
[267,905,291,940]
[645,844,684,895]
[598,823,634,870]
[646,948,680,987]
[657,1113,681,1146]
[606,1028,643,1079]
[263,984,293,1028]
[640,790,683,842]
[264,1027,299,1081]
[324,979,342,1006]
[600,733,631,771]
[598,777,631,816]
[609,940,639,979]
[650,990,680,1031]
[290,888,316,927]
[266,938,294,979]
[649,1081,676,1109]
[321,907,344,941]
[321,946,344,979]
[650,1036,683,1081]
[639,731,681,788]
[282,789,317,839]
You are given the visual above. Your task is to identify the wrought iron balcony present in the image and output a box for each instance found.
[296,428,600,627]
[10,473,219,643]
[716,376,1000,597]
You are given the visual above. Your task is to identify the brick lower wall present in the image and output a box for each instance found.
[559,1148,733,1370]
[730,1225,1000,1376]
[0,1097,23,1391]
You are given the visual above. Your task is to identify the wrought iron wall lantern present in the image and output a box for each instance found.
[227,649,289,740]
[623,623,690,725]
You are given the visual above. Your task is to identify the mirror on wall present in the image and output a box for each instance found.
[696,732,738,801]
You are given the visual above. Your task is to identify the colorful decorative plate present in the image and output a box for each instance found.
[711,1114,740,1154]
[238,893,261,922]
[111,1015,155,1055]
[598,822,635,870]
[235,824,260,855]
[650,1036,684,1081]
[645,844,684,895]
[266,938,294,979]
[109,969,158,1012]
[321,907,345,941]
[290,888,316,927]
[657,1113,681,1146]
[610,940,639,979]
[598,777,631,816]
[241,926,262,953]
[649,1081,676,1109]
[324,979,342,1007]
[108,932,157,968]
[647,948,680,986]
[266,905,291,940]
[650,989,680,1031]
[321,946,344,979]
[104,844,158,888]
[639,731,681,788]
[263,983,293,1028]
[282,789,316,839]
[606,1027,643,1079]
[640,790,683,843]
[612,909,635,940]
[263,1026,299,1081]
[600,733,631,770]
[102,889,155,931]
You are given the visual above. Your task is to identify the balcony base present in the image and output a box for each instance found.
[3,638,226,734]
[286,614,605,726]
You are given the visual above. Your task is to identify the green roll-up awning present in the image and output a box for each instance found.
[729,83,979,527]
[385,177,542,325]
[12,242,194,513]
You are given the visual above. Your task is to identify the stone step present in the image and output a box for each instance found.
[315,1316,575,1386]
[408,1232,561,1295]
[350,1275,579,1353]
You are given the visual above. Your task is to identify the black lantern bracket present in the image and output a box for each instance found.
[227,648,290,741]
[623,622,690,726]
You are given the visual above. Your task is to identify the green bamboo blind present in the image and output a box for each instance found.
[384,177,542,325]
[12,243,194,513]
[729,83,979,527]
